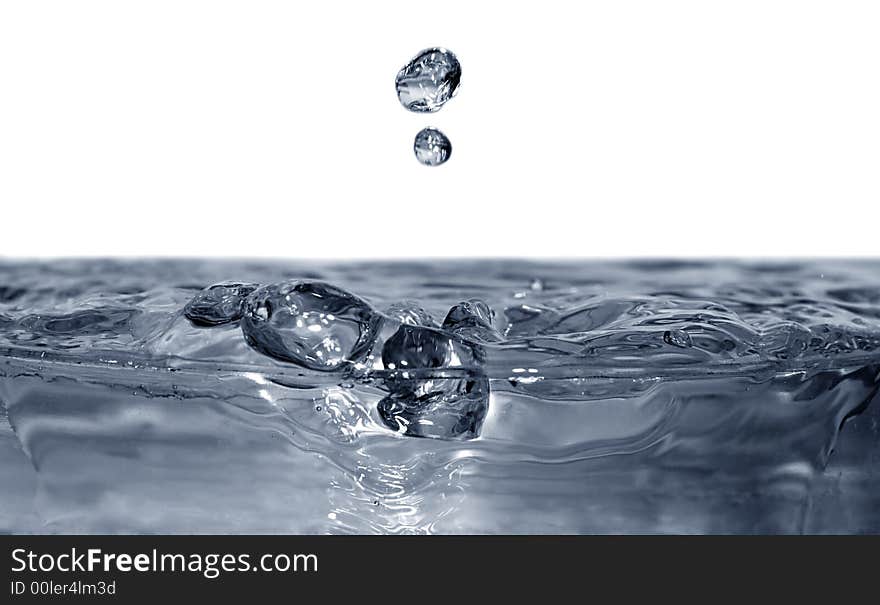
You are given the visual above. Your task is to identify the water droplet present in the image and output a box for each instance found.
[241,281,383,371]
[383,301,438,327]
[395,47,461,113]
[663,329,693,348]
[184,282,258,326]
[414,128,452,166]
[530,279,544,292]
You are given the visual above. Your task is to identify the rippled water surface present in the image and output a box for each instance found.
[1,259,879,534]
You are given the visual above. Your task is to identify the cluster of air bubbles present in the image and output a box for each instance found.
[183,280,491,440]
[396,47,460,166]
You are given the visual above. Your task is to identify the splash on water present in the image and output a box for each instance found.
[1,259,880,534]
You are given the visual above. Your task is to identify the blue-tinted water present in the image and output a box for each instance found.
[1,259,879,534]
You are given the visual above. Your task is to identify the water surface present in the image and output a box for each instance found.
[1,259,878,533]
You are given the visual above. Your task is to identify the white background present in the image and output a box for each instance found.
[1,1,878,258]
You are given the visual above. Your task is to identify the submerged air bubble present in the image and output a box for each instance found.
[413,128,452,166]
[184,282,258,326]
[378,372,489,441]
[240,281,383,371]
[379,324,489,440]
[395,47,461,113]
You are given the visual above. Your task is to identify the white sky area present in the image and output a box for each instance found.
[1,2,878,258]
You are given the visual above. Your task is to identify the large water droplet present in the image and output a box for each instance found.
[240,281,383,371]
[184,282,258,326]
[414,128,452,166]
[395,47,461,113]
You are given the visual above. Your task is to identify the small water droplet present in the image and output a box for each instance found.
[414,128,452,166]
[395,47,461,113]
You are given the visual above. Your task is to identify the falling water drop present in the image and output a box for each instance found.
[395,47,461,113]
[414,128,452,166]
